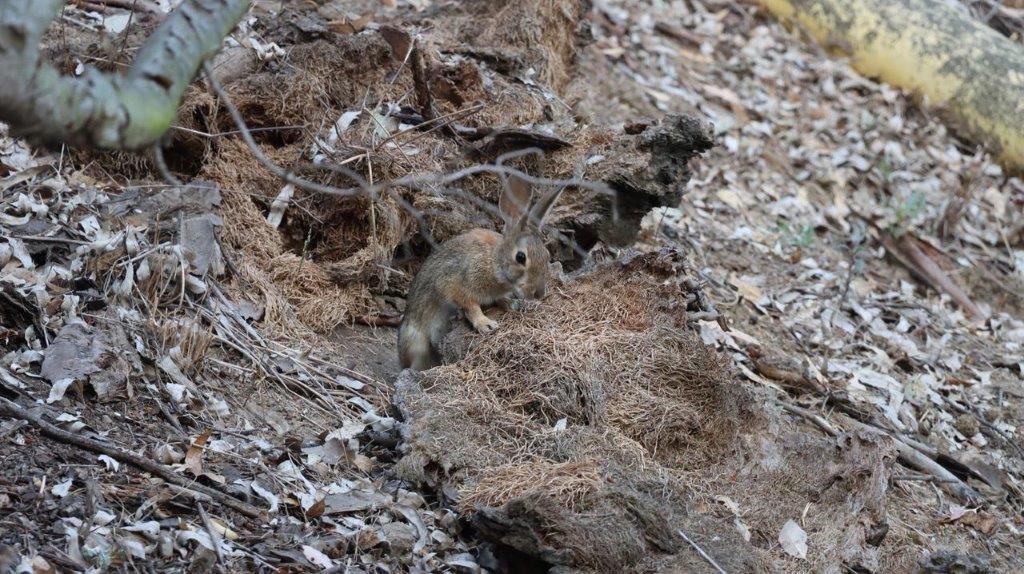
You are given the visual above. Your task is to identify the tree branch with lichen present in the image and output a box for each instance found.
[0,0,251,150]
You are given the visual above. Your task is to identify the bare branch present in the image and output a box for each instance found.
[0,0,251,149]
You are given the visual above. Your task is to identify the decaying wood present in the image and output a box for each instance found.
[758,0,1024,172]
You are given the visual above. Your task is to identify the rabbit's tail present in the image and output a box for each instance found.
[398,320,441,371]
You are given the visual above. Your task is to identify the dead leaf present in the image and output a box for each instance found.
[266,185,294,229]
[729,274,763,302]
[41,318,141,402]
[779,519,808,559]
[324,488,389,514]
[30,555,55,574]
[306,497,326,520]
[209,517,239,541]
[185,429,212,477]
[180,214,224,277]
[719,189,748,211]
[328,13,373,35]
[353,454,373,473]
[46,378,75,404]
[251,481,279,512]
[946,506,998,535]
[97,455,120,472]
[302,545,334,569]
[51,478,73,498]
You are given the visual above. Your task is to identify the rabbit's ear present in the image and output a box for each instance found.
[527,185,566,229]
[499,174,534,234]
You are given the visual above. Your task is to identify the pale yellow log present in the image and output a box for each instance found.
[759,0,1024,173]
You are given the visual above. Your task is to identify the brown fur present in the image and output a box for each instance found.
[398,176,563,370]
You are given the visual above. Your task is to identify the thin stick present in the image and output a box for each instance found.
[71,0,163,14]
[777,401,838,437]
[677,529,728,574]
[152,144,182,186]
[778,400,979,501]
[0,397,263,518]
[6,234,90,245]
[202,62,372,198]
[197,502,227,571]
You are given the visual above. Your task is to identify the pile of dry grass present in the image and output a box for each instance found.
[205,140,377,335]
[459,459,603,512]
[395,253,757,570]
[435,259,740,463]
[396,252,898,572]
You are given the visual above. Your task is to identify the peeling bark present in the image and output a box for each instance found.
[0,0,250,150]
[759,0,1024,173]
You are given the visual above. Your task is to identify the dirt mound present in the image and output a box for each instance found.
[394,251,900,572]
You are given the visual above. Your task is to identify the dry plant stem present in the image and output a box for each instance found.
[843,415,980,501]
[39,548,87,573]
[209,282,379,390]
[152,144,183,186]
[197,502,227,570]
[204,61,596,261]
[875,226,983,319]
[202,62,372,197]
[897,234,983,318]
[951,401,1024,461]
[0,396,263,518]
[201,307,339,425]
[777,401,838,436]
[676,529,728,574]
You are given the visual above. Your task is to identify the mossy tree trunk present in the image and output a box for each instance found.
[0,0,250,150]
[759,0,1024,173]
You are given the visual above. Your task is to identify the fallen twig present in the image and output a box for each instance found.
[951,400,1024,461]
[0,397,263,518]
[197,502,227,571]
[71,0,163,15]
[201,62,612,202]
[354,314,403,328]
[778,399,980,502]
[877,230,984,319]
[677,529,728,574]
[843,413,980,502]
[776,401,838,437]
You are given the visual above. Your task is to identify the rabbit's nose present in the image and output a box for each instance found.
[534,286,546,299]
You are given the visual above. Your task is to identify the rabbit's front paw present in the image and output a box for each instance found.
[472,316,499,334]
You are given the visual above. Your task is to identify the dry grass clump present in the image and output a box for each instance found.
[268,253,371,333]
[205,141,377,335]
[459,459,602,512]
[399,255,745,501]
[149,315,213,374]
[392,257,766,570]
[430,264,737,466]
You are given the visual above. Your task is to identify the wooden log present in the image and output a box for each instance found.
[759,0,1024,173]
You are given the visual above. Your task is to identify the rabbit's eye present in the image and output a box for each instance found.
[515,251,527,265]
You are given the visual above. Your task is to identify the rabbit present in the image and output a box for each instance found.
[398,175,565,371]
